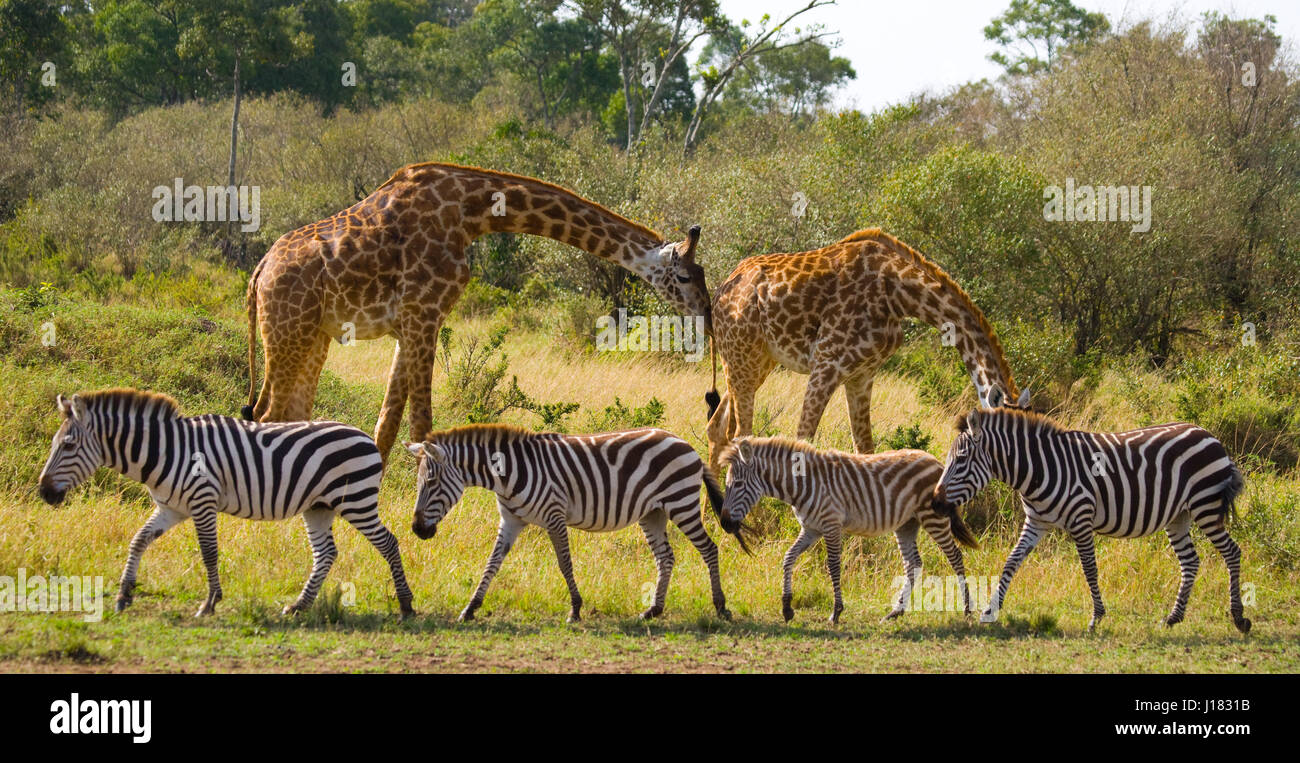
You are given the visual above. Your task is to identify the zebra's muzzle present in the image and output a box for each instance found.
[39,482,66,506]
[411,519,437,540]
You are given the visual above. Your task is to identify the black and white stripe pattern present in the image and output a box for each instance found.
[406,425,742,622]
[720,436,978,623]
[934,390,1249,633]
[37,389,414,618]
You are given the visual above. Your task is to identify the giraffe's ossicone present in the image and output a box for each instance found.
[243,162,711,463]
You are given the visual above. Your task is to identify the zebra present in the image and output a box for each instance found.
[720,436,978,624]
[932,388,1251,634]
[36,388,415,619]
[404,424,747,622]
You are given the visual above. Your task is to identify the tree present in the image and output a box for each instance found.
[984,0,1108,76]
[684,0,836,153]
[0,0,72,112]
[699,34,853,117]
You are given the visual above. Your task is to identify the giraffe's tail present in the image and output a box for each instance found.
[703,465,752,555]
[242,262,263,420]
[705,334,721,420]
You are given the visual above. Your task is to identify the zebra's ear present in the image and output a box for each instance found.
[735,439,753,463]
[402,441,424,459]
[69,394,87,422]
[1017,387,1031,408]
[966,409,982,433]
[427,443,447,465]
[56,394,69,415]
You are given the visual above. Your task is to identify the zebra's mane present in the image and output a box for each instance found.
[76,388,182,419]
[428,423,541,445]
[962,407,1063,434]
[719,435,839,468]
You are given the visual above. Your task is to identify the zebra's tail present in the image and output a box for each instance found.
[930,496,980,549]
[1221,461,1245,525]
[241,261,263,421]
[703,465,752,555]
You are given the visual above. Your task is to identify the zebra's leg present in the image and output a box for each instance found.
[781,527,822,622]
[983,515,1049,624]
[823,523,845,624]
[192,505,223,617]
[638,509,674,619]
[920,511,973,616]
[116,503,186,613]
[668,504,731,620]
[885,518,923,621]
[461,509,526,622]
[1195,510,1251,634]
[1162,512,1199,627]
[543,515,583,623]
[1068,521,1106,632]
[285,509,337,615]
[341,506,416,619]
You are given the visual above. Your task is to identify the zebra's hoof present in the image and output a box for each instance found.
[881,609,903,623]
[1235,617,1252,635]
[640,606,663,620]
[457,609,476,623]
[1162,614,1183,628]
[281,604,302,617]
[196,604,217,617]
[782,606,795,623]
[566,613,582,624]
[398,606,416,621]
[979,610,998,624]
[115,597,132,614]
[716,608,732,622]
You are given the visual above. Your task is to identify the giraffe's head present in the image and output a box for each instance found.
[38,394,103,506]
[645,225,712,333]
[404,441,466,539]
[933,409,995,515]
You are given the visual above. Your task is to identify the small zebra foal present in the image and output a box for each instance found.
[405,425,745,622]
[37,389,414,618]
[720,436,978,624]
[933,389,1250,633]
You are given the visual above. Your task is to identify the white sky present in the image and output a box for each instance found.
[711,0,1299,112]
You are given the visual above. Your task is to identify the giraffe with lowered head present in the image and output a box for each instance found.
[244,162,711,463]
[705,228,1026,471]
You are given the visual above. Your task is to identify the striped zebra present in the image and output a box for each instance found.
[36,389,414,618]
[720,436,978,623]
[405,425,745,622]
[933,389,1250,633]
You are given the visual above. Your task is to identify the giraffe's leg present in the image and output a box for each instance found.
[296,332,334,419]
[638,509,674,619]
[796,359,844,443]
[668,502,731,619]
[1193,507,1251,634]
[823,522,845,624]
[116,503,187,612]
[258,304,323,422]
[461,508,526,622]
[373,340,411,465]
[843,370,877,454]
[1162,511,1199,628]
[983,515,1049,623]
[781,526,821,622]
[285,509,337,615]
[340,504,415,618]
[886,518,923,620]
[919,510,973,615]
[1068,520,1106,632]
[191,505,223,617]
[727,358,776,450]
[403,340,440,448]
[544,514,583,623]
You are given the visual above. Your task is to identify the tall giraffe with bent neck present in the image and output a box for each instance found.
[245,162,711,462]
[706,228,1025,471]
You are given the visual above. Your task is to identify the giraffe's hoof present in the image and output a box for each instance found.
[640,606,663,620]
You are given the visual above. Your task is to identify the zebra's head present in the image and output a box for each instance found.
[933,409,995,514]
[38,394,103,506]
[719,438,764,527]
[405,441,464,539]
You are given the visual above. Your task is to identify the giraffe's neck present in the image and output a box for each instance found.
[398,164,666,280]
[887,267,1018,406]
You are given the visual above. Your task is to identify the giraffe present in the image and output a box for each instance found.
[704,228,1026,472]
[244,162,712,463]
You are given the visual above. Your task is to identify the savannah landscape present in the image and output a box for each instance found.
[0,0,1297,673]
